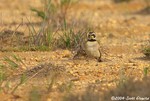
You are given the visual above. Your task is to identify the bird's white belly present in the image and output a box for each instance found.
[85,42,100,58]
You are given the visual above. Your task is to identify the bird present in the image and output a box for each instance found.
[73,31,102,62]
[83,31,102,62]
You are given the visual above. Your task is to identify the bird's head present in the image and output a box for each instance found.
[87,32,96,41]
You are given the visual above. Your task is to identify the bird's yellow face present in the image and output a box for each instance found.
[90,35,95,39]
[87,32,96,41]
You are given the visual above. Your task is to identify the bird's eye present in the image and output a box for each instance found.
[92,32,95,35]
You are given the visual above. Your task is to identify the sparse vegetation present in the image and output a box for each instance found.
[0,0,88,51]
[143,46,150,57]
[0,54,27,94]
[142,37,150,58]
[18,0,89,51]
[63,76,150,101]
[63,85,100,101]
[102,77,150,101]
[143,66,149,78]
[58,81,73,93]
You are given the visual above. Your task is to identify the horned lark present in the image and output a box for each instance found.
[84,32,102,62]
[74,31,102,62]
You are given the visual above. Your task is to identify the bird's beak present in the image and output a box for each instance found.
[90,35,94,39]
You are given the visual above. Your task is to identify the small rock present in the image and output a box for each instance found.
[128,59,135,63]
[117,54,123,58]
[69,71,74,74]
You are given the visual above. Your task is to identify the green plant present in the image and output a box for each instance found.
[28,0,73,50]
[30,0,75,25]
[143,46,150,57]
[0,54,27,94]
[143,67,149,78]
[142,36,150,57]
[4,56,19,69]
[24,18,54,51]
[11,73,27,94]
[3,53,27,69]
[25,17,88,50]
[26,0,91,50]
[57,23,85,49]
[30,8,47,20]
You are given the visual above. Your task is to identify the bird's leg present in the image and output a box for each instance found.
[97,57,102,62]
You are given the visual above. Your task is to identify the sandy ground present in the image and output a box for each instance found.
[0,0,150,100]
